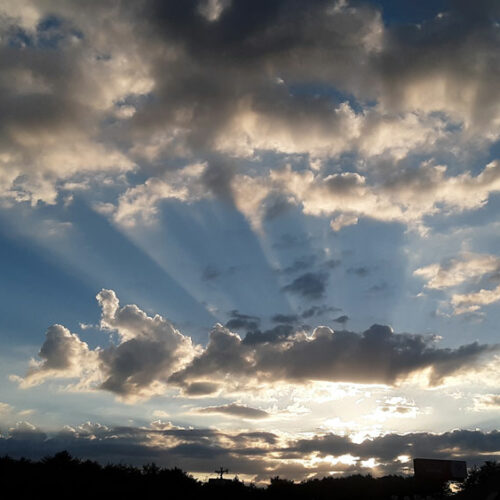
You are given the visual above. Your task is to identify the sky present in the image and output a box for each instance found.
[1,0,500,483]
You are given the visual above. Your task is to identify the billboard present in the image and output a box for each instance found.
[413,458,467,481]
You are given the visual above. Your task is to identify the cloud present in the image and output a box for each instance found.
[111,163,207,227]
[289,428,500,466]
[234,160,500,233]
[0,402,13,415]
[330,213,359,231]
[2,421,500,480]
[19,324,98,388]
[413,252,500,314]
[0,1,147,204]
[242,324,296,345]
[224,310,261,331]
[196,403,269,419]
[17,289,197,401]
[371,396,420,421]
[18,291,499,400]
[0,0,498,234]
[172,323,497,390]
[95,289,198,399]
[333,315,349,324]
[414,252,500,289]
[280,255,317,275]
[301,305,341,319]
[282,272,328,300]
[451,285,500,315]
[472,394,500,411]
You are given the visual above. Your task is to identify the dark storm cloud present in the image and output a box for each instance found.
[2,422,500,480]
[282,272,328,300]
[196,403,269,419]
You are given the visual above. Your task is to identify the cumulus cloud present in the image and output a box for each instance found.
[172,323,498,390]
[19,324,97,388]
[17,289,197,401]
[95,289,198,399]
[235,160,500,233]
[17,291,500,400]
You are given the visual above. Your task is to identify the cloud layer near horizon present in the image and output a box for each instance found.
[17,290,498,401]
[2,420,500,481]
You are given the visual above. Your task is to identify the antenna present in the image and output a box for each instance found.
[215,466,229,480]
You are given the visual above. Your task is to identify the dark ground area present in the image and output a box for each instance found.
[1,451,499,499]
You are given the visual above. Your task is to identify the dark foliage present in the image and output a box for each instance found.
[2,452,498,500]
[454,460,500,499]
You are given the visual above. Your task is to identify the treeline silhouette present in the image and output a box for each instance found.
[1,451,499,499]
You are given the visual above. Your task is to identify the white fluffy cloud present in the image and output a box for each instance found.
[229,160,500,233]
[0,0,152,204]
[414,252,500,289]
[414,252,500,314]
[451,285,500,315]
[110,163,207,227]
